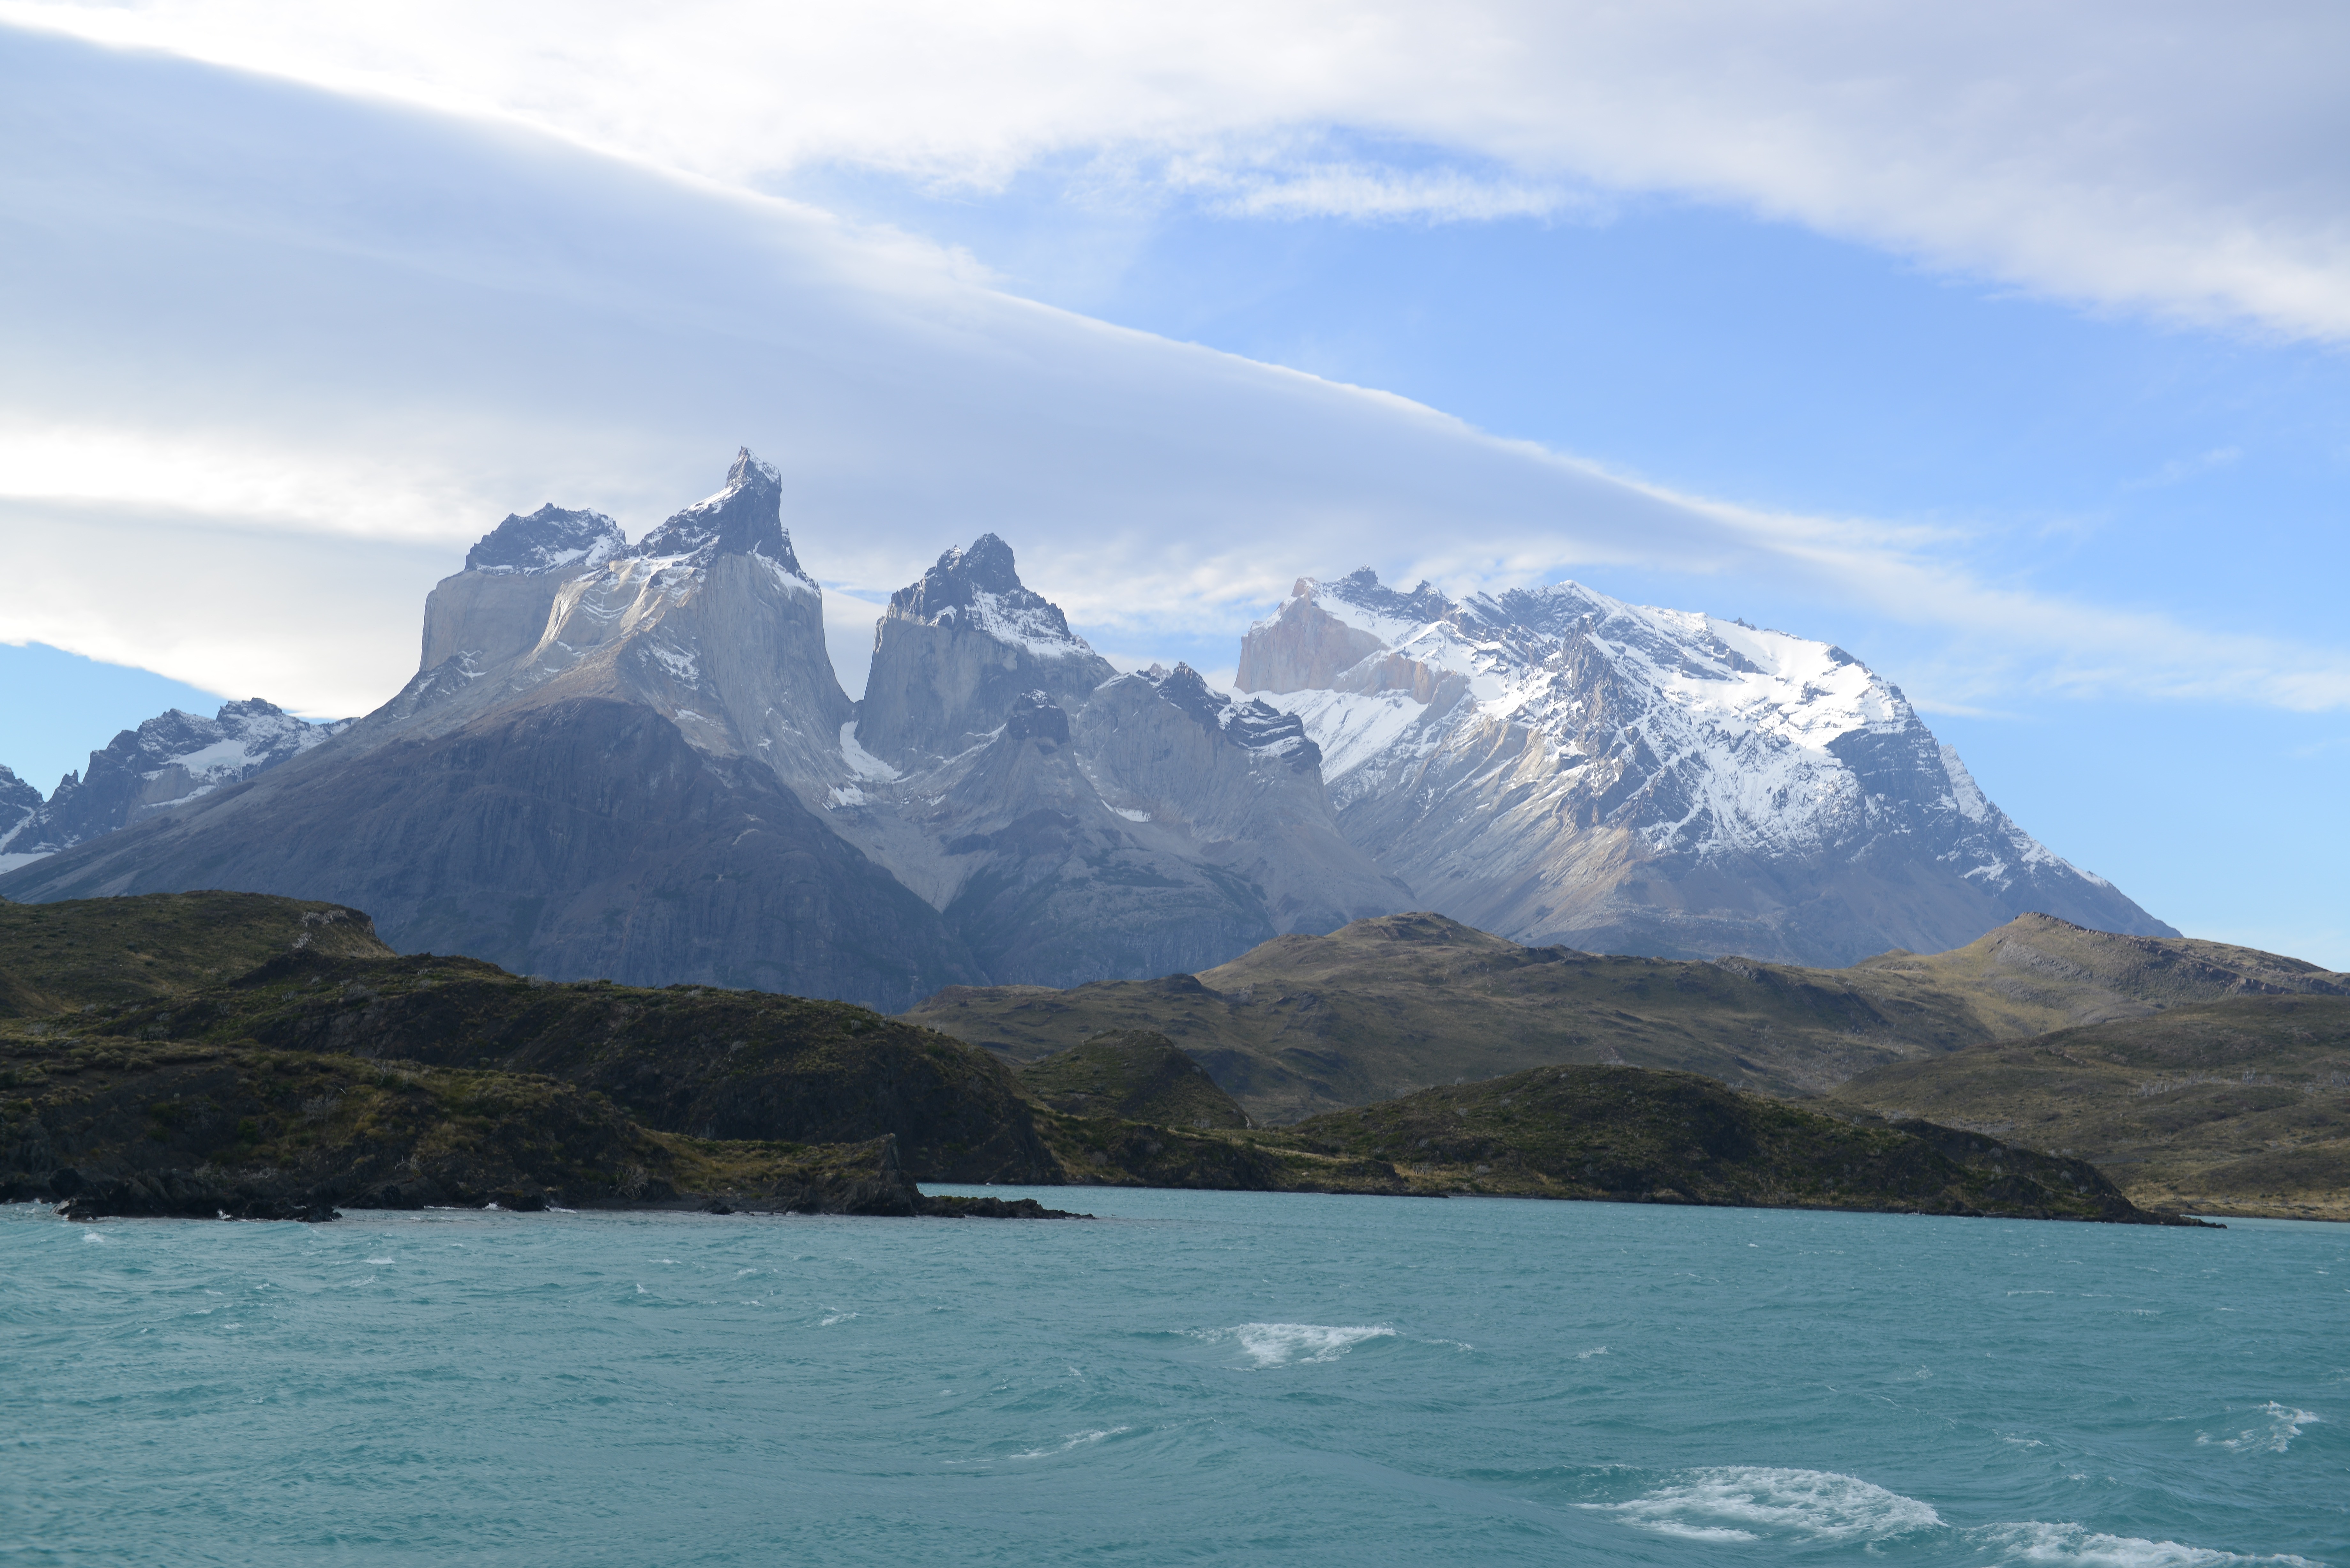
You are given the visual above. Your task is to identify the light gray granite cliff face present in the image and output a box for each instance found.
[817,539,1409,985]
[1238,570,2175,967]
[854,534,1115,770]
[0,452,980,1010]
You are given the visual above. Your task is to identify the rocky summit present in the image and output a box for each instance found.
[1236,570,2173,966]
[1,452,2180,1005]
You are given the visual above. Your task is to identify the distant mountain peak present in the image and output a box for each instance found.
[634,448,811,581]
[464,505,626,575]
[1237,569,2174,964]
[890,533,1084,655]
[0,698,348,870]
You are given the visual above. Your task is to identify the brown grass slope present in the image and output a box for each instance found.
[906,910,2346,1124]
[1830,995,2350,1221]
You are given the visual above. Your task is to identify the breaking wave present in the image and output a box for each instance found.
[1588,1468,2317,1564]
[1586,1466,1940,1544]
[1199,1323,1397,1367]
[1011,1427,1130,1460]
[2199,1404,2321,1455]
[1973,1522,2322,1566]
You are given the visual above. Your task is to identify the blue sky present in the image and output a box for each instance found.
[2,4,2345,964]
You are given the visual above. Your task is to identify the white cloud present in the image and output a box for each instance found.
[4,0,2347,338]
[1,23,2346,724]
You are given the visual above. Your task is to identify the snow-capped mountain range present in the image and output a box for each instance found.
[0,701,347,875]
[0,448,2170,1000]
[1237,570,2171,963]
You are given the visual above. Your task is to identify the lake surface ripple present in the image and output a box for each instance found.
[4,1191,2342,1564]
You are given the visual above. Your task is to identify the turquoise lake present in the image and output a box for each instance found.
[3,1191,2342,1565]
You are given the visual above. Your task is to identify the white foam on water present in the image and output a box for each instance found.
[2201,1404,2321,1454]
[1011,1426,1129,1460]
[1588,1467,1942,1545]
[364,1257,393,1266]
[79,1231,105,1244]
[1576,1346,1608,1359]
[1971,1521,2321,1566]
[1212,1323,1397,1367]
[820,1312,858,1327]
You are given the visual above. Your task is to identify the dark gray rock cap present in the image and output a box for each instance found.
[466,504,626,574]
[891,534,1072,638]
[636,448,807,574]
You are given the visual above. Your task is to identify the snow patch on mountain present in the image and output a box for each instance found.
[839,721,901,782]
[2,699,350,865]
[465,504,627,575]
[1239,569,2170,962]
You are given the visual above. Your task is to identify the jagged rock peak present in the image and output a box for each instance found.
[1141,663,1320,770]
[1325,568,1457,626]
[465,505,626,575]
[635,448,812,582]
[890,534,1085,654]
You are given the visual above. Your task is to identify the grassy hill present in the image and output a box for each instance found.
[1257,1064,2192,1223]
[1830,996,2350,1221]
[0,892,1073,1218]
[0,891,393,1018]
[903,911,2348,1123]
[80,946,1061,1184]
[1015,1030,1251,1128]
[0,893,2258,1227]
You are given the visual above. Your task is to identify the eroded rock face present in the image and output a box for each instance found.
[1237,571,2174,966]
[822,537,1409,985]
[856,534,1115,770]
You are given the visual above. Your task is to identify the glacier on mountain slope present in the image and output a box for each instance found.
[1235,569,2169,966]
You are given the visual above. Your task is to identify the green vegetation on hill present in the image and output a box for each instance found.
[79,946,1062,1184]
[0,1033,929,1217]
[0,892,393,1018]
[1831,996,2350,1221]
[903,911,2349,1125]
[1016,1030,1250,1128]
[0,893,1076,1219]
[1254,1064,2189,1223]
[0,893,2247,1228]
